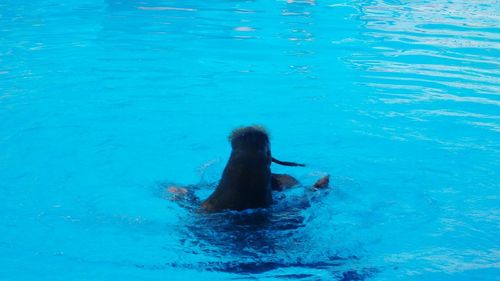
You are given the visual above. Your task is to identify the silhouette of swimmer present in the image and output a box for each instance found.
[168,126,329,212]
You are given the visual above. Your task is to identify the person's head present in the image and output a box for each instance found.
[228,126,271,158]
[201,126,305,212]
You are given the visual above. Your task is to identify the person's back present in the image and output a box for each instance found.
[202,126,273,212]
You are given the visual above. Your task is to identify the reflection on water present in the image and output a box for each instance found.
[352,0,500,133]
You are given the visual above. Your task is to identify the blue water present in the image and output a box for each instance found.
[1,0,499,280]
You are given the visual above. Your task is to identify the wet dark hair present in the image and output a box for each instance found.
[228,126,270,150]
[228,126,305,166]
[228,125,269,142]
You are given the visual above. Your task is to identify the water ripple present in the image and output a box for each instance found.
[0,0,499,280]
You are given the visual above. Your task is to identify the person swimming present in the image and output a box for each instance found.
[169,126,329,212]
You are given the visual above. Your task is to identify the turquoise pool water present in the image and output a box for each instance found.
[1,0,499,280]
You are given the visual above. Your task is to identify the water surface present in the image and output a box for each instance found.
[0,0,499,280]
